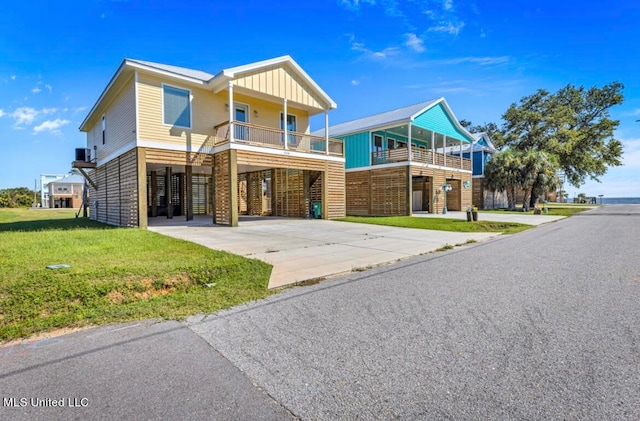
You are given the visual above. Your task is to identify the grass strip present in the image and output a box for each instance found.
[0,209,273,342]
[336,215,532,234]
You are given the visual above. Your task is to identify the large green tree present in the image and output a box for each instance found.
[501,82,624,186]
[466,82,623,206]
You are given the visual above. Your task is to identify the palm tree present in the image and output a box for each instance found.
[485,149,559,211]
[484,149,522,210]
[519,150,559,211]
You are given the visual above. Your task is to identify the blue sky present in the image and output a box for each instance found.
[1,0,639,197]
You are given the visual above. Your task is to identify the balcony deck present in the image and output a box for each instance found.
[214,121,344,157]
[372,147,471,171]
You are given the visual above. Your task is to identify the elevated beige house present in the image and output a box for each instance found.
[74,56,345,227]
[48,174,85,209]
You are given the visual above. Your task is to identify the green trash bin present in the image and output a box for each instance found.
[312,202,322,219]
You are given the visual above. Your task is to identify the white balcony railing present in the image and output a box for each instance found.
[214,121,343,157]
[372,147,471,170]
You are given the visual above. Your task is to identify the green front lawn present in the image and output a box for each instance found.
[337,216,532,234]
[482,205,590,217]
[0,209,273,342]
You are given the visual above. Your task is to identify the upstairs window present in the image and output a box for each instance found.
[373,134,383,152]
[163,85,191,128]
[101,115,106,145]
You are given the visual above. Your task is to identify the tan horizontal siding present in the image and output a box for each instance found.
[136,73,217,150]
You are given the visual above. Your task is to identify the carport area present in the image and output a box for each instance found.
[148,217,496,288]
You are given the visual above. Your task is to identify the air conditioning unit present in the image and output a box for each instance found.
[75,148,91,162]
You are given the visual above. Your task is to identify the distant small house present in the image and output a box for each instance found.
[449,132,507,209]
[315,98,475,216]
[40,173,66,208]
[48,174,85,208]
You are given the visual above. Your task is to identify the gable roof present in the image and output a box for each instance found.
[471,132,497,152]
[314,97,474,144]
[314,99,439,138]
[81,56,336,131]
[127,59,214,82]
[50,174,84,184]
[209,55,337,110]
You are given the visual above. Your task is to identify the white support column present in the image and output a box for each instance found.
[460,140,463,169]
[283,98,288,150]
[431,131,435,164]
[407,123,412,163]
[325,111,329,155]
[228,81,234,143]
[443,135,447,167]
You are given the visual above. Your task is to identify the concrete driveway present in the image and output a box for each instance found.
[149,217,496,288]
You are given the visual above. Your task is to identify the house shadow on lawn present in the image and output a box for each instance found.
[0,217,116,233]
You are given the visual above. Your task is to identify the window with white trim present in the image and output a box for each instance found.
[101,115,106,145]
[163,85,191,128]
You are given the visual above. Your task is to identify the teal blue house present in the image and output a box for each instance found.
[314,98,475,215]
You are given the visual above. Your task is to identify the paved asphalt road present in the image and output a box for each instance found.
[2,205,640,420]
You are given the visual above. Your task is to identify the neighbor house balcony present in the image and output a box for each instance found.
[371,147,471,171]
[214,121,344,157]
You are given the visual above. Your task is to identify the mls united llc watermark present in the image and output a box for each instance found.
[2,397,89,408]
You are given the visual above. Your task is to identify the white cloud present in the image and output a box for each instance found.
[621,137,640,169]
[441,56,509,65]
[338,0,375,11]
[405,33,425,52]
[45,84,52,94]
[429,21,465,35]
[10,75,16,80]
[33,118,70,135]
[10,107,38,126]
[0,107,65,131]
[443,0,453,11]
[31,87,42,94]
[351,79,361,86]
[351,41,400,60]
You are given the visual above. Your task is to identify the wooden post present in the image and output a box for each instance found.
[211,159,216,225]
[406,166,412,216]
[271,169,278,217]
[166,166,173,219]
[229,150,238,227]
[303,170,310,218]
[322,163,329,219]
[150,170,158,217]
[186,165,193,221]
[368,170,372,216]
[136,148,148,228]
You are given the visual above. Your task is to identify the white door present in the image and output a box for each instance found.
[412,191,423,211]
[234,104,248,140]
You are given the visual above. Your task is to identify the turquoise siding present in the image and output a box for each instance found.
[372,130,429,149]
[413,103,473,143]
[340,132,371,169]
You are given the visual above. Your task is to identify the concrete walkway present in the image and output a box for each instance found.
[149,217,497,288]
